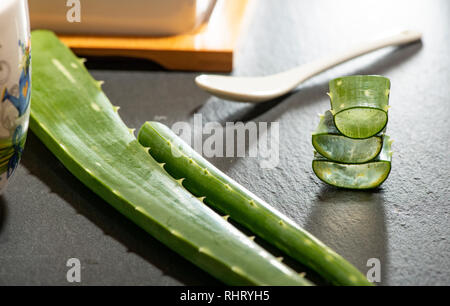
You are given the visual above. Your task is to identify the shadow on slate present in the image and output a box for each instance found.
[305,186,388,285]
[0,197,6,236]
[21,131,220,285]
[84,56,167,71]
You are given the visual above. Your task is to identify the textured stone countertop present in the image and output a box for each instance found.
[1,0,448,285]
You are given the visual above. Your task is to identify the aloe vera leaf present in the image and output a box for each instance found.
[329,75,390,139]
[312,110,383,163]
[30,30,312,286]
[313,136,392,189]
[138,121,372,286]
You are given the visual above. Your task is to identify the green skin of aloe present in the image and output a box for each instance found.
[30,30,312,286]
[138,122,372,286]
[329,75,390,139]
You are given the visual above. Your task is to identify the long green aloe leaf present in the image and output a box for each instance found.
[138,121,372,286]
[312,136,392,189]
[312,110,383,163]
[30,30,312,286]
[329,75,390,139]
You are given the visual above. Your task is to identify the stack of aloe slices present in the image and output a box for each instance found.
[30,31,373,286]
[312,75,393,189]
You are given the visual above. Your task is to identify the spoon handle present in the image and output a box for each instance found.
[287,29,422,86]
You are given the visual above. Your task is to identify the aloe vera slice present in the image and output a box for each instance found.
[329,75,390,139]
[138,121,373,286]
[313,136,392,189]
[312,110,383,163]
[30,30,312,286]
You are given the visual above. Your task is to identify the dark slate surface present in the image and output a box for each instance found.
[1,0,448,285]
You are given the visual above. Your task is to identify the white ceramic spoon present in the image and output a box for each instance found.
[195,29,422,103]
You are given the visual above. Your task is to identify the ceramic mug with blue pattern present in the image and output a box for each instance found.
[0,0,31,193]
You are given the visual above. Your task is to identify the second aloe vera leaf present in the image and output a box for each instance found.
[312,111,383,163]
[30,30,312,286]
[313,136,393,189]
[329,75,390,139]
[138,121,372,286]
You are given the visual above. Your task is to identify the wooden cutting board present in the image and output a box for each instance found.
[59,0,250,72]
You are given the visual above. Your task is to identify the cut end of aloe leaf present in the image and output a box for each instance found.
[334,107,387,139]
[312,160,391,189]
[312,134,383,164]
[313,136,392,189]
[329,75,390,139]
[312,110,383,163]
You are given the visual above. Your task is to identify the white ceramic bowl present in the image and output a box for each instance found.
[0,0,31,192]
[29,0,214,36]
